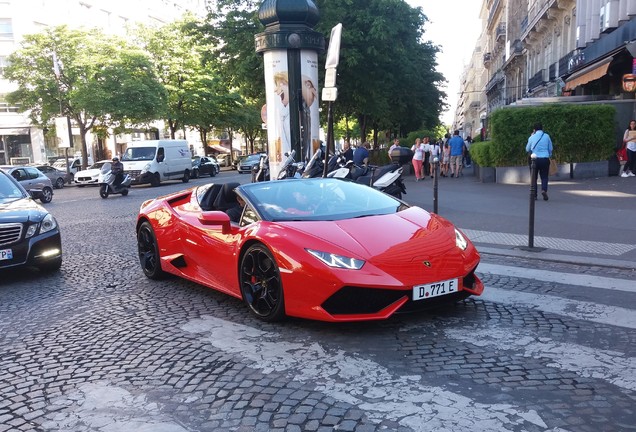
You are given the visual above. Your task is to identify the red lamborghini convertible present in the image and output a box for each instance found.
[136,178,484,322]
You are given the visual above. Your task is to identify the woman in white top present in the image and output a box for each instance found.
[411,138,425,181]
[429,139,441,177]
[622,119,636,177]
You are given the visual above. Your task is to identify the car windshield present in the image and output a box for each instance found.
[243,154,261,163]
[239,178,405,222]
[89,161,107,170]
[0,172,26,202]
[122,147,155,161]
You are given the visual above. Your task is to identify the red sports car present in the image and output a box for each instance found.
[136,178,484,322]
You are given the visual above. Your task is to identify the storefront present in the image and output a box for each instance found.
[0,128,32,165]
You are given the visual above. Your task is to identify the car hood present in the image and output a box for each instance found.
[0,197,48,223]
[75,168,101,177]
[278,207,457,259]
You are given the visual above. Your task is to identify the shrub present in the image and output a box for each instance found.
[487,104,616,166]
[469,141,494,167]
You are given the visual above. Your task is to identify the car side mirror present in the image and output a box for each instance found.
[198,211,231,233]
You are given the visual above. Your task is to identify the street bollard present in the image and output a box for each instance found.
[433,157,439,214]
[528,153,537,248]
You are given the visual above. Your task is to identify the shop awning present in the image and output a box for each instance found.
[0,127,30,135]
[565,56,613,90]
[210,144,230,154]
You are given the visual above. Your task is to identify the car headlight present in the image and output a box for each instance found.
[455,228,467,250]
[40,213,58,234]
[306,249,365,270]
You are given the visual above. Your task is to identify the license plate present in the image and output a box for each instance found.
[413,278,458,301]
[0,249,13,261]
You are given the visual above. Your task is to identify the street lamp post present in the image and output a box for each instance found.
[255,0,325,180]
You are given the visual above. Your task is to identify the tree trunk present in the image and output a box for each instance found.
[358,114,368,143]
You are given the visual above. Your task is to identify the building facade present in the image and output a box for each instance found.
[455,0,636,136]
[0,0,206,165]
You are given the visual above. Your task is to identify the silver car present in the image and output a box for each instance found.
[0,166,54,203]
[33,165,73,189]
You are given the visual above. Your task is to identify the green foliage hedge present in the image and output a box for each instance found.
[471,104,616,167]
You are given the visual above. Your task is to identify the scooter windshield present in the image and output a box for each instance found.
[100,162,112,174]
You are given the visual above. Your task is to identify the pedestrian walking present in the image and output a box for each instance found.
[441,142,450,177]
[430,139,441,178]
[525,122,554,201]
[464,136,473,168]
[422,137,432,177]
[622,119,636,177]
[388,138,400,156]
[411,138,425,181]
[448,130,464,177]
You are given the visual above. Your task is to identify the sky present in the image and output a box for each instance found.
[406,0,483,126]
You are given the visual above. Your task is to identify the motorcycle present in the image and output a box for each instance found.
[328,159,407,199]
[98,163,132,199]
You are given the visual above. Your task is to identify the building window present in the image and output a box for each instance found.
[0,56,8,77]
[0,18,13,39]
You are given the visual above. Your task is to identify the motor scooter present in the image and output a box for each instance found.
[98,162,132,198]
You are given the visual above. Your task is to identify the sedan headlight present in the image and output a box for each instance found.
[455,228,467,250]
[306,249,365,270]
[40,213,58,234]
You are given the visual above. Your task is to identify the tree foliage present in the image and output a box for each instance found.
[5,26,165,167]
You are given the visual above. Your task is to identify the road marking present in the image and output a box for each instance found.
[445,325,636,392]
[482,287,636,329]
[182,316,549,432]
[462,229,635,256]
[477,263,636,293]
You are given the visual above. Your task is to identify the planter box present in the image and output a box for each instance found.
[474,163,496,183]
[571,160,609,178]
[496,166,530,184]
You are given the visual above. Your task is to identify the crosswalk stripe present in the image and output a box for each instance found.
[477,263,636,293]
[462,229,635,256]
[482,286,636,329]
[182,316,550,432]
[444,325,636,392]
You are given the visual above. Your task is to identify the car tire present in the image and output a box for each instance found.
[239,244,285,322]
[182,170,190,183]
[54,178,65,189]
[40,187,53,203]
[150,173,160,187]
[191,168,199,179]
[137,221,167,280]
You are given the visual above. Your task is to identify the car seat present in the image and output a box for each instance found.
[199,183,223,211]
[213,182,241,213]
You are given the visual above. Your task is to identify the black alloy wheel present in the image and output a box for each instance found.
[239,244,285,321]
[137,221,167,280]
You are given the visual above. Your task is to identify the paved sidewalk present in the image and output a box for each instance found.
[402,167,636,269]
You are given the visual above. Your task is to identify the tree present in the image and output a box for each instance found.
[132,15,207,139]
[5,26,166,168]
[197,0,445,146]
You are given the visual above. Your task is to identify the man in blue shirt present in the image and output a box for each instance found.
[448,130,464,177]
[353,142,370,166]
[525,122,554,200]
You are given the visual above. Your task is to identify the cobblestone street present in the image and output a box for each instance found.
[1,175,634,432]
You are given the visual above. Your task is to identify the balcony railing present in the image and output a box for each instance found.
[528,69,546,90]
[549,63,557,80]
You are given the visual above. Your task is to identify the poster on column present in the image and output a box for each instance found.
[263,50,289,179]
[300,50,320,161]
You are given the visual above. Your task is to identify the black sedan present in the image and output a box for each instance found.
[0,170,62,272]
[191,156,220,178]
[238,153,266,174]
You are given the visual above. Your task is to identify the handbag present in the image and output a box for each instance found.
[549,158,558,176]
[617,147,627,162]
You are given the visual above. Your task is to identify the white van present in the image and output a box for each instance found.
[52,156,94,175]
[121,140,192,187]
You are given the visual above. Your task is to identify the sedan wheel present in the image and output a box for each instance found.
[54,178,65,189]
[240,244,285,321]
[40,187,53,203]
[137,221,167,280]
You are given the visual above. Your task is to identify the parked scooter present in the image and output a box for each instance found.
[98,162,131,198]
